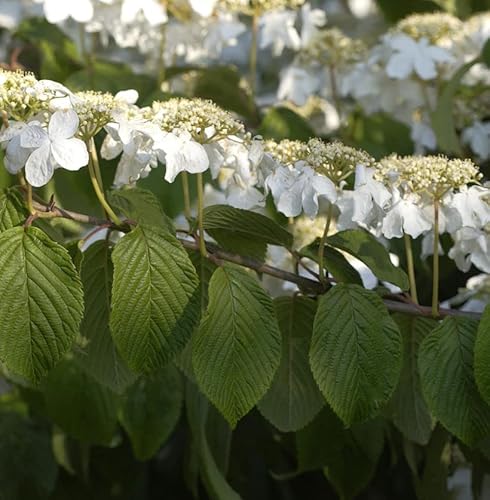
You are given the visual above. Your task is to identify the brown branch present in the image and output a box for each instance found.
[23,195,485,321]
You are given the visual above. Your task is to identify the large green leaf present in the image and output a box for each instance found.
[327,229,409,290]
[475,306,490,405]
[388,315,435,445]
[258,107,315,141]
[258,296,324,432]
[310,284,402,424]
[109,188,174,232]
[192,265,281,427]
[296,407,384,500]
[120,365,183,461]
[76,241,135,394]
[186,382,241,500]
[419,317,490,445]
[0,226,84,382]
[203,205,293,260]
[0,188,27,232]
[110,225,200,373]
[43,361,119,446]
[0,412,58,500]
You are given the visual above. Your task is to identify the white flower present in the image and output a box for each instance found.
[259,10,301,56]
[266,162,337,218]
[385,34,453,80]
[462,121,490,160]
[450,185,490,229]
[39,0,94,23]
[189,0,218,17]
[337,165,391,230]
[381,189,432,239]
[155,131,209,183]
[20,110,88,187]
[410,121,436,153]
[0,122,32,174]
[277,65,321,106]
[449,226,490,273]
[120,0,167,26]
[300,3,327,46]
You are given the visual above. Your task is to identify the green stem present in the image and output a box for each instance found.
[318,205,334,284]
[249,12,259,100]
[86,140,122,226]
[432,198,440,318]
[26,182,34,215]
[181,172,192,220]
[404,233,419,304]
[196,173,207,257]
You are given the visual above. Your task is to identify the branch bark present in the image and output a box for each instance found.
[26,196,484,321]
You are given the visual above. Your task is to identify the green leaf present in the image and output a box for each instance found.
[15,18,81,81]
[301,242,362,286]
[419,317,490,445]
[258,106,315,141]
[0,412,58,500]
[475,306,490,405]
[186,382,241,500]
[327,229,409,290]
[43,360,119,446]
[76,241,135,394]
[0,188,27,232]
[203,205,293,260]
[120,364,183,461]
[109,188,174,232]
[296,407,384,500]
[192,265,281,427]
[374,0,442,23]
[258,296,324,432]
[388,315,435,445]
[431,57,480,156]
[482,38,490,67]
[111,225,200,373]
[310,284,402,424]
[0,226,84,382]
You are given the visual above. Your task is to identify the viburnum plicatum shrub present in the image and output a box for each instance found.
[0,1,490,499]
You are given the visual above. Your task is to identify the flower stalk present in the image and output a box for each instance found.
[404,233,419,304]
[432,198,440,317]
[318,204,334,284]
[86,139,122,226]
[196,172,207,257]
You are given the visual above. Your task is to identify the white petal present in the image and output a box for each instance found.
[49,109,79,140]
[115,89,139,104]
[277,190,302,218]
[189,0,217,17]
[414,56,437,80]
[43,0,70,23]
[101,135,123,160]
[20,124,48,149]
[51,138,89,170]
[164,142,209,183]
[386,53,413,79]
[311,175,337,202]
[25,143,54,187]
[70,0,94,23]
[5,135,31,174]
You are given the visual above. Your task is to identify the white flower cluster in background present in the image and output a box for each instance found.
[1,68,489,279]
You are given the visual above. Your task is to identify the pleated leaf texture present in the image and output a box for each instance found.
[192,265,282,427]
[258,296,325,432]
[419,317,490,446]
[110,225,200,373]
[310,284,402,425]
[0,226,84,382]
